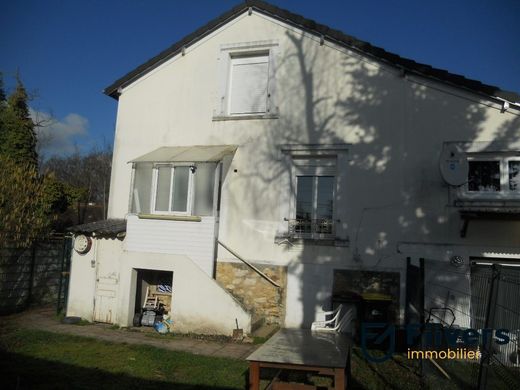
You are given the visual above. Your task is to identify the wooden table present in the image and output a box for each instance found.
[246,328,351,390]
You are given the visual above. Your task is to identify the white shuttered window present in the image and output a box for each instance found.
[228,54,269,115]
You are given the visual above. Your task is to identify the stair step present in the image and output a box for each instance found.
[252,323,279,338]
[250,314,265,333]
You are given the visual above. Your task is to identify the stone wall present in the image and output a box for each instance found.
[215,261,287,325]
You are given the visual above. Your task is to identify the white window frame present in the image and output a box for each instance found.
[291,157,337,239]
[461,155,520,200]
[295,174,336,217]
[215,40,279,118]
[151,163,194,215]
[227,52,270,116]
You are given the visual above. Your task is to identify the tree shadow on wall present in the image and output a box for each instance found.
[214,27,520,332]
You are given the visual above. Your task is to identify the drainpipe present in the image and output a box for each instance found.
[212,161,223,280]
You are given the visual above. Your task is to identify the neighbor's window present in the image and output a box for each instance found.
[228,53,270,115]
[130,163,216,216]
[291,157,336,237]
[465,156,520,197]
[508,161,520,191]
[468,160,500,192]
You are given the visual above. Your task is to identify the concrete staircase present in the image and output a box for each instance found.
[251,322,279,339]
[251,313,266,334]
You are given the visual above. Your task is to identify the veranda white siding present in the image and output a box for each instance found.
[125,215,216,276]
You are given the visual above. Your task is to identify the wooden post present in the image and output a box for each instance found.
[334,367,345,389]
[249,361,260,390]
[419,258,425,387]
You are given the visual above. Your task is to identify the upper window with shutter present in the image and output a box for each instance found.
[214,41,279,120]
[228,53,270,115]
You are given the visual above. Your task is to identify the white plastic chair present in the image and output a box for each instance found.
[337,307,355,333]
[312,306,355,333]
[311,304,343,330]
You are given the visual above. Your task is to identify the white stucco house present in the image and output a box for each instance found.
[66,0,520,336]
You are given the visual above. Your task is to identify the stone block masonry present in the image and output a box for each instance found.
[216,261,287,325]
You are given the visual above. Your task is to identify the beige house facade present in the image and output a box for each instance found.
[66,1,520,335]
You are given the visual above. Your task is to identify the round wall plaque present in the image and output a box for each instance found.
[74,234,92,254]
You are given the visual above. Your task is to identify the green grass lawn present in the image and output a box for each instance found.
[0,329,248,389]
[3,327,514,389]
[0,327,423,390]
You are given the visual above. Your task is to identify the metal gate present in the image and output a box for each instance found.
[470,262,520,389]
[407,259,520,389]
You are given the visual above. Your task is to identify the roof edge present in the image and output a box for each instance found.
[103,0,520,106]
[103,1,249,99]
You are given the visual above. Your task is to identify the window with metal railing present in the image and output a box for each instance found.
[288,218,335,239]
[288,158,336,239]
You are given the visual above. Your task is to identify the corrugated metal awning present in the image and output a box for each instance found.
[68,219,126,237]
[129,145,237,163]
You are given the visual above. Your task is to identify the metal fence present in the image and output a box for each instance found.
[0,236,72,315]
[471,263,520,389]
[406,259,520,389]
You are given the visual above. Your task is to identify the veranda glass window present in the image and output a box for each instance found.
[193,163,216,216]
[154,165,192,214]
[171,167,189,212]
[131,163,217,216]
[131,163,153,214]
